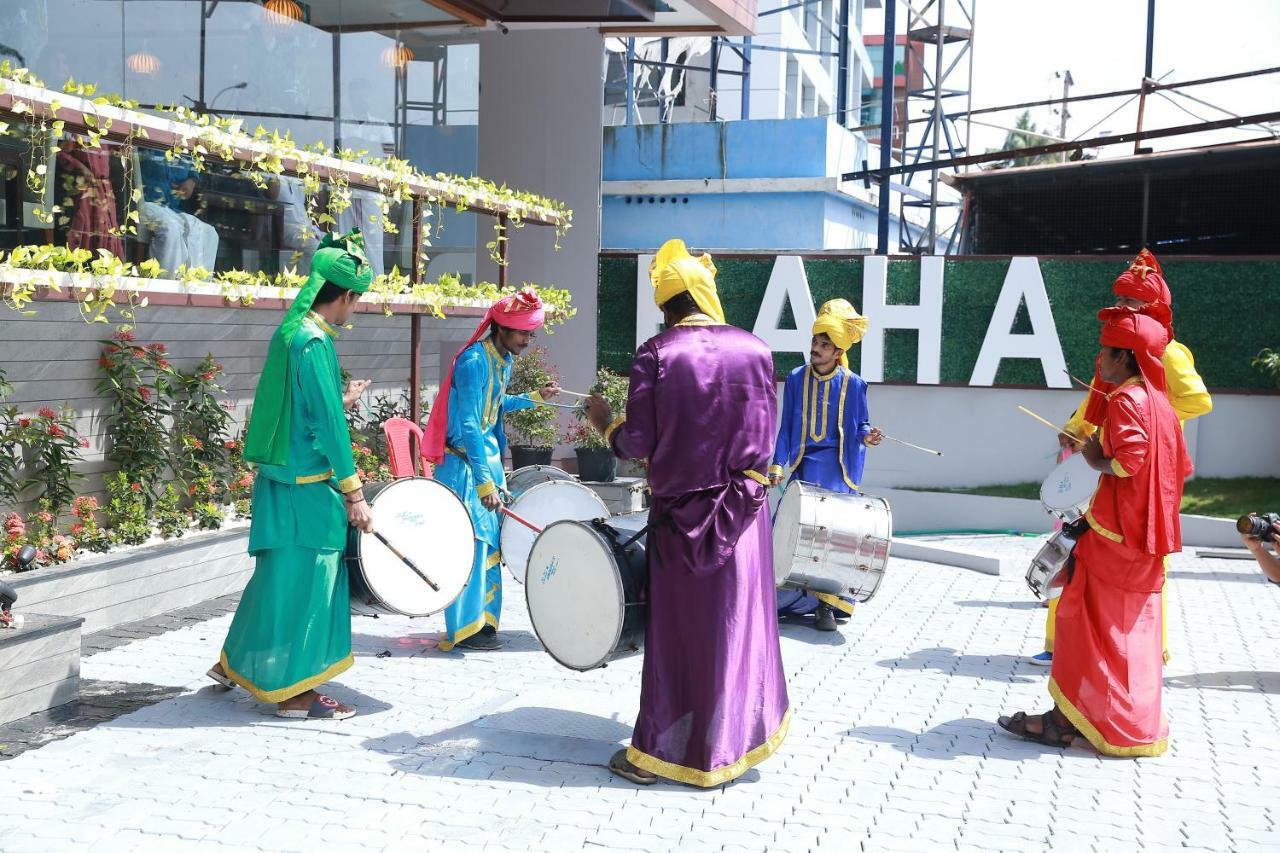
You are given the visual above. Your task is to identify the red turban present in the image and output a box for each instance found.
[421,289,546,465]
[1098,305,1169,394]
[1113,248,1173,338]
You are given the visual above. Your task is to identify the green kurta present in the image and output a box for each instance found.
[221,313,360,702]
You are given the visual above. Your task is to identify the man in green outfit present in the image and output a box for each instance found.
[207,229,374,719]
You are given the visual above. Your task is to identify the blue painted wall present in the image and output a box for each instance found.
[603,118,835,181]
[404,125,479,252]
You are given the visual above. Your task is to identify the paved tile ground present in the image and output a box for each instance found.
[2,535,1277,852]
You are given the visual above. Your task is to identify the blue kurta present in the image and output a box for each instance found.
[771,364,871,618]
[434,339,537,649]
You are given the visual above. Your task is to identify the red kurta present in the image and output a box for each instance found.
[1050,377,1191,757]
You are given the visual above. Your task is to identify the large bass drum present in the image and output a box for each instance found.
[506,464,574,496]
[345,478,474,617]
[525,511,649,672]
[772,481,892,603]
[500,480,609,584]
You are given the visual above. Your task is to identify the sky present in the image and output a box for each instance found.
[862,0,1280,159]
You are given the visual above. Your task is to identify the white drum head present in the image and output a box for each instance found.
[506,465,574,500]
[501,481,609,583]
[1040,454,1099,515]
[772,481,805,586]
[358,478,475,616]
[525,521,624,671]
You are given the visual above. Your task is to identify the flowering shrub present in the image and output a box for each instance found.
[11,406,86,514]
[103,472,150,546]
[153,484,188,540]
[3,512,30,570]
[351,439,391,484]
[97,330,174,499]
[171,355,234,486]
[188,464,225,531]
[71,495,112,553]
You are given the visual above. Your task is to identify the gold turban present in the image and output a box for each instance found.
[811,298,868,369]
[650,238,725,324]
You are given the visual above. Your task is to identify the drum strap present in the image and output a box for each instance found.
[1062,516,1090,583]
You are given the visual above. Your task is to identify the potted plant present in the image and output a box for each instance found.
[506,347,561,469]
[567,368,629,483]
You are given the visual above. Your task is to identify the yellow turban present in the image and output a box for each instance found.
[650,239,725,324]
[811,298,868,369]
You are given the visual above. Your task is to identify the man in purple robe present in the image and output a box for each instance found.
[584,239,790,787]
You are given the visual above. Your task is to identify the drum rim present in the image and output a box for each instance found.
[351,477,475,617]
[524,518,627,672]
[499,480,610,584]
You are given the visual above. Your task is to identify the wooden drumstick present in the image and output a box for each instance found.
[1062,369,1104,395]
[328,483,440,592]
[370,529,441,592]
[1016,405,1078,443]
[877,432,943,456]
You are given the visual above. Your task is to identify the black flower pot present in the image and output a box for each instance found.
[575,448,617,483]
[510,445,553,469]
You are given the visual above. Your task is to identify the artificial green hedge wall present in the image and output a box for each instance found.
[598,255,1280,391]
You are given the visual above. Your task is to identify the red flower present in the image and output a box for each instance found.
[70,523,85,536]
[130,482,142,492]
[156,358,172,371]
[37,406,56,419]
[146,343,167,354]
[112,329,136,342]
[17,418,31,428]
[215,362,225,372]
[201,372,216,382]
[224,440,238,450]
[80,439,90,448]
[36,511,53,524]
[139,387,152,402]
[98,356,112,369]
[188,485,197,496]
[49,423,66,438]
[104,344,120,355]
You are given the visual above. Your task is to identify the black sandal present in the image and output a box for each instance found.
[997,709,1077,747]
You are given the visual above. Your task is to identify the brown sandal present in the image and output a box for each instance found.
[997,709,1077,747]
[609,748,657,785]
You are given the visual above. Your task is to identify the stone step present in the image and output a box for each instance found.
[0,613,83,726]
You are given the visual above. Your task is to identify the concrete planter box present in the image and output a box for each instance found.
[8,523,252,634]
[878,487,1240,548]
[0,613,83,725]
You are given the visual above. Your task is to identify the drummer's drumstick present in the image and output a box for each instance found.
[1062,369,1103,395]
[327,482,441,592]
[557,390,592,398]
[500,505,544,534]
[1016,405,1078,443]
[875,435,947,455]
[371,530,441,592]
[532,400,580,410]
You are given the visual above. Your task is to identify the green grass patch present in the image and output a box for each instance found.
[910,477,1279,519]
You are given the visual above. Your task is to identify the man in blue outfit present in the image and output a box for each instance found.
[769,299,882,632]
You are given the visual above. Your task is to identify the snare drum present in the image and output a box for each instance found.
[1040,453,1099,522]
[1025,527,1081,600]
[500,480,610,583]
[525,512,649,671]
[506,464,574,498]
[345,478,474,617]
[772,481,892,603]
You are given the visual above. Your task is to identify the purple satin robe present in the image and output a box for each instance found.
[610,320,790,787]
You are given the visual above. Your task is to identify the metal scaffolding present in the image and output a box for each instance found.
[897,0,975,254]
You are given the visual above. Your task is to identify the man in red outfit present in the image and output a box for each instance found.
[999,305,1192,756]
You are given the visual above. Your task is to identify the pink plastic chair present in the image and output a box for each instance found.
[383,417,428,479]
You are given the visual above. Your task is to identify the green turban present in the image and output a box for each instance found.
[242,229,374,466]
